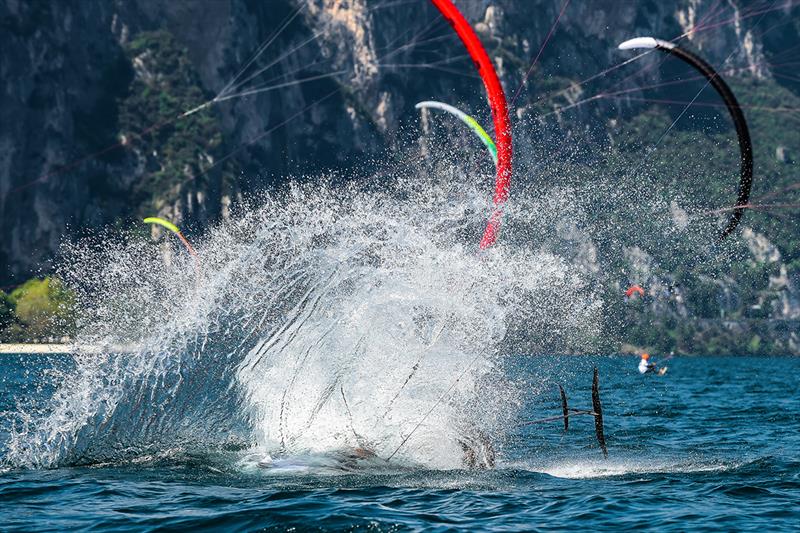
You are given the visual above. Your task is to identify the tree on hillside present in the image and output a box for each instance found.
[9,278,76,341]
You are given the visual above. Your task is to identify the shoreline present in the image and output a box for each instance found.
[0,345,795,356]
[0,344,138,354]
[0,344,76,354]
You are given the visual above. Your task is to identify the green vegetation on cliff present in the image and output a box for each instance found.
[0,278,76,342]
[118,30,232,215]
[598,75,800,355]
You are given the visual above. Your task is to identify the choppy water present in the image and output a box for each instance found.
[2,354,798,530]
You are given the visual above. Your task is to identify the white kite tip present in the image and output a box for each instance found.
[618,37,660,51]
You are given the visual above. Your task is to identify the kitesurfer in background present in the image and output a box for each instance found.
[639,353,669,375]
[638,353,657,374]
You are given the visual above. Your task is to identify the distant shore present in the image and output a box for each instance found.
[0,344,86,354]
[0,344,138,354]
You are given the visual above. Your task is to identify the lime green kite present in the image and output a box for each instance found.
[415,100,497,166]
[143,217,197,257]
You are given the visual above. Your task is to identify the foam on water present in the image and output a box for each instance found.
[524,458,738,479]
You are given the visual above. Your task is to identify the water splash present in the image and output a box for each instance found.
[3,154,605,470]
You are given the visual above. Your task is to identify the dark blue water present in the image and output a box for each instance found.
[2,354,798,531]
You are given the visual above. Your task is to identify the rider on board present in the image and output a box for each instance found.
[638,353,657,374]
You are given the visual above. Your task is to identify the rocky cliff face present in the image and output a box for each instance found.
[1,1,125,277]
[2,0,799,342]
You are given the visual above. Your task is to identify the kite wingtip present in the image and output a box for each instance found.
[415,100,438,110]
[618,37,660,51]
[143,216,181,235]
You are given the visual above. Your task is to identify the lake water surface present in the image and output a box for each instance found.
[1,354,798,531]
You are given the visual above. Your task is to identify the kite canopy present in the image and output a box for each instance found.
[143,217,198,258]
[625,285,645,298]
[415,101,498,165]
[430,0,512,249]
[617,36,754,239]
